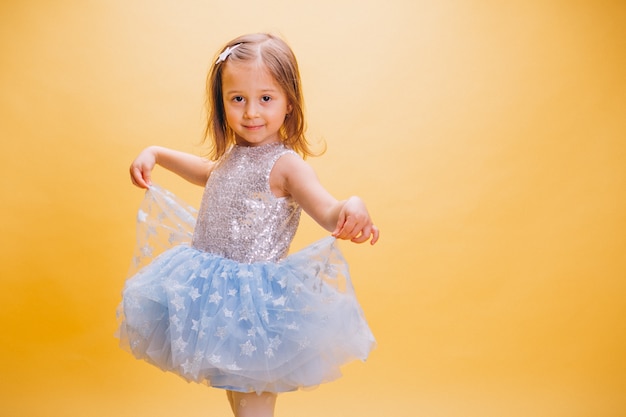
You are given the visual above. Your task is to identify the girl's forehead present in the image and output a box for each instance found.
[222,62,281,90]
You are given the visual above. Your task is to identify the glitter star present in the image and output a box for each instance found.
[171,294,185,311]
[140,244,154,258]
[167,232,179,244]
[189,288,201,300]
[170,315,183,332]
[214,326,227,339]
[239,340,257,357]
[146,224,157,237]
[145,224,157,238]
[137,209,148,222]
[260,310,269,322]
[268,335,282,350]
[298,337,311,351]
[227,362,242,371]
[277,276,288,288]
[237,269,253,279]
[272,296,287,306]
[172,336,188,353]
[209,291,223,304]
[181,359,193,373]
[238,307,252,322]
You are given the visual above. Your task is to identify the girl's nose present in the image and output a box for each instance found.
[244,102,260,118]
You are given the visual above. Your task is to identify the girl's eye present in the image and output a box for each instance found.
[233,96,244,103]
[261,95,272,102]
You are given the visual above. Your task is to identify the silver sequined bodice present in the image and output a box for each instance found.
[192,143,301,263]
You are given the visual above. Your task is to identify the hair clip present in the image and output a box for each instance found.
[216,43,241,65]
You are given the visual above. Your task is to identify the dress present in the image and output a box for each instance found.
[116,142,375,394]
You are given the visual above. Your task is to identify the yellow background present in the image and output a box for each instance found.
[1,1,625,416]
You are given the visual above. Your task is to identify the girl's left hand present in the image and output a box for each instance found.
[332,196,380,245]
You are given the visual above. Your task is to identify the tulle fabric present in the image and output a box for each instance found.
[116,186,375,393]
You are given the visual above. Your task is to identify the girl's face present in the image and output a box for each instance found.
[222,61,292,147]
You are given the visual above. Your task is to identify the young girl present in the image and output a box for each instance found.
[117,33,379,417]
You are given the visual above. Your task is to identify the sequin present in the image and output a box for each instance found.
[192,143,301,263]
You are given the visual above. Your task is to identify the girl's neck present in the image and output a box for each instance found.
[234,140,282,148]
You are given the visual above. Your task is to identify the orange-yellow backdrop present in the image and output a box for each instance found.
[1,1,625,416]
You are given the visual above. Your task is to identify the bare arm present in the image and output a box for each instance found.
[130,146,214,188]
[273,154,379,245]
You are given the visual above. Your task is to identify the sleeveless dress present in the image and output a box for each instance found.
[116,142,375,394]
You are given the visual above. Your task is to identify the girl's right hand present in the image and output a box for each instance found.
[129,146,158,189]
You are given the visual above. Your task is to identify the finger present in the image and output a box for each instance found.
[142,169,152,187]
[130,166,150,189]
[370,225,380,245]
[335,216,359,240]
[350,224,372,244]
[331,211,347,237]
[333,212,359,239]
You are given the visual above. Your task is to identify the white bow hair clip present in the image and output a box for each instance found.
[216,43,242,65]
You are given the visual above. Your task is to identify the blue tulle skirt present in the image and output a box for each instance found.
[116,186,375,393]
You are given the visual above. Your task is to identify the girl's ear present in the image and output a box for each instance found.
[287,102,293,114]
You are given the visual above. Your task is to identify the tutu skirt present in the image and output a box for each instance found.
[116,186,375,393]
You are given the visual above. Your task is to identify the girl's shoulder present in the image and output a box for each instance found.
[273,150,319,186]
[270,150,315,196]
[274,149,306,172]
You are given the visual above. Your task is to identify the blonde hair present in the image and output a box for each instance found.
[204,33,319,160]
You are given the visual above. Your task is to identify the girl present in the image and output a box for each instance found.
[117,33,379,417]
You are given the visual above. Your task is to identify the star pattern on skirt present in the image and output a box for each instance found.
[237,269,253,279]
[272,296,287,306]
[137,209,148,222]
[181,359,193,373]
[215,326,227,339]
[173,336,188,353]
[298,337,311,352]
[209,291,223,304]
[227,362,242,371]
[268,335,282,350]
[240,340,257,357]
[189,287,201,300]
[171,294,185,311]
